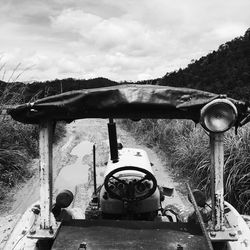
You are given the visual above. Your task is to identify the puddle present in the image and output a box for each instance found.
[71,141,92,156]
[55,141,93,193]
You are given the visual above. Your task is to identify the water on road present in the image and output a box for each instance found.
[55,140,93,193]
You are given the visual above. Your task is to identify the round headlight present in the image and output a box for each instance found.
[200,99,237,133]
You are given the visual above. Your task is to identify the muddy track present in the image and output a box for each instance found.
[0,119,190,249]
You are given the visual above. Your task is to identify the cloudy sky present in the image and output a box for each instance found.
[1,0,250,82]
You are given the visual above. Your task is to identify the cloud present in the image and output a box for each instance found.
[50,9,157,55]
[1,0,250,82]
[212,23,249,40]
[51,10,102,35]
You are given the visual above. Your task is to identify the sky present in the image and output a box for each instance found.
[1,0,250,83]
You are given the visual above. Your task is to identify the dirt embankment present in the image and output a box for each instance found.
[0,119,189,249]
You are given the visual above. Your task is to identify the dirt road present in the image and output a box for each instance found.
[0,119,189,249]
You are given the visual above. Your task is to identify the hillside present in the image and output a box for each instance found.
[1,29,250,103]
[0,28,249,218]
[0,77,119,103]
[157,28,250,101]
[126,28,250,215]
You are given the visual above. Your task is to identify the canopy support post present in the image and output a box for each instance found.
[4,120,56,245]
[39,120,53,230]
[208,133,238,241]
[210,132,224,231]
[27,121,61,240]
[93,144,97,196]
[108,118,118,163]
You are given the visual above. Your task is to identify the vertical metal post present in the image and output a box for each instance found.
[108,118,118,163]
[39,120,53,229]
[210,132,224,231]
[93,144,97,195]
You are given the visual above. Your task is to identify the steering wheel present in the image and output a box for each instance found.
[104,166,157,202]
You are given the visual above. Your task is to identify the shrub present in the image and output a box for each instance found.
[0,80,67,203]
[0,119,66,201]
[0,120,35,200]
[54,122,67,143]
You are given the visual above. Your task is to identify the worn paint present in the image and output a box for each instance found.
[39,121,53,229]
[210,133,224,231]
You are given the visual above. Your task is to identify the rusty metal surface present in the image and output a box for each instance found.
[186,183,213,250]
[52,220,208,250]
[27,222,61,239]
[210,133,224,231]
[39,121,53,229]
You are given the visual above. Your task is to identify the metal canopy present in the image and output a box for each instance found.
[8,84,248,124]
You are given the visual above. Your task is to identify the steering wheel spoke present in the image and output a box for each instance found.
[134,174,150,185]
[108,179,116,186]
[110,175,128,186]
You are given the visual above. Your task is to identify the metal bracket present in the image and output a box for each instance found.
[208,228,238,242]
[207,203,240,242]
[27,221,61,239]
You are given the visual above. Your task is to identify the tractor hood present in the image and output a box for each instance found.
[9,84,248,125]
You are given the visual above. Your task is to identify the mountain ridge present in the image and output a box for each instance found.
[156,28,250,101]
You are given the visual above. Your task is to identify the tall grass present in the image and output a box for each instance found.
[0,80,34,201]
[0,120,36,200]
[0,80,66,203]
[120,119,250,215]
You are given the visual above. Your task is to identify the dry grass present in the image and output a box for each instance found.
[0,120,66,200]
[0,76,35,200]
[0,69,66,201]
[0,120,36,200]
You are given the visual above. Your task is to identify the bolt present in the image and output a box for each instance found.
[29,228,36,235]
[49,226,54,235]
[210,231,216,237]
[177,244,183,250]
[229,232,236,237]
[32,207,40,215]
[78,241,87,249]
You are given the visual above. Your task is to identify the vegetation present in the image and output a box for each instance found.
[0,120,37,200]
[0,28,249,214]
[120,28,250,215]
[157,28,250,101]
[0,80,66,203]
[1,29,249,102]
[0,77,119,102]
[0,77,117,204]
[120,119,250,214]
[0,117,66,202]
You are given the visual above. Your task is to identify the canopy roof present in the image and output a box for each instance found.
[9,84,248,124]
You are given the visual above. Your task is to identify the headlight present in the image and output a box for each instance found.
[200,99,237,133]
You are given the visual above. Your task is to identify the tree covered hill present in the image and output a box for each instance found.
[1,29,250,103]
[0,77,119,103]
[23,77,119,102]
[157,28,250,101]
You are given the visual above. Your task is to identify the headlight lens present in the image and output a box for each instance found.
[200,99,237,133]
